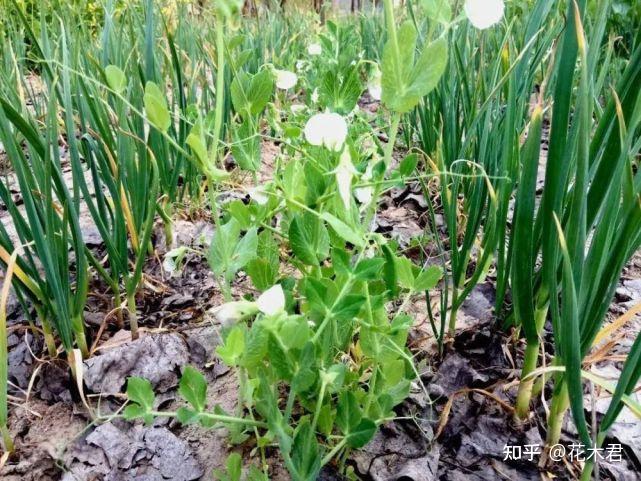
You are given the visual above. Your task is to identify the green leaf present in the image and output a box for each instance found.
[232,118,261,171]
[381,22,417,113]
[399,153,419,178]
[256,376,292,454]
[292,342,317,393]
[406,37,448,104]
[413,266,442,291]
[230,69,274,119]
[332,294,365,321]
[354,258,385,280]
[381,359,405,387]
[320,212,364,248]
[317,403,334,437]
[394,256,415,290]
[318,67,363,115]
[105,65,126,93]
[421,0,452,24]
[208,220,258,282]
[246,231,279,290]
[123,404,146,421]
[279,316,311,350]
[126,377,155,410]
[241,323,269,368]
[345,418,376,448]
[186,127,208,165]
[248,70,275,116]
[323,363,347,392]
[144,81,171,132]
[381,23,448,113]
[179,366,207,412]
[213,453,243,481]
[176,406,201,425]
[210,220,240,276]
[247,258,276,291]
[382,244,399,298]
[268,334,293,379]
[231,72,251,116]
[227,200,253,230]
[124,377,155,424]
[291,420,322,481]
[217,326,246,366]
[336,391,362,435]
[231,227,258,274]
[331,248,352,275]
[289,213,330,266]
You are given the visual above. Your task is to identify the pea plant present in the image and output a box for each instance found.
[122,0,447,477]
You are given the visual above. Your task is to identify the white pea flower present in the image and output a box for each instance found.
[464,0,505,30]
[368,66,382,101]
[304,112,348,152]
[364,245,377,259]
[348,104,360,120]
[290,103,307,114]
[311,88,319,104]
[257,284,285,316]
[162,246,189,277]
[335,149,357,210]
[275,69,298,90]
[355,163,374,205]
[296,60,306,71]
[210,301,258,327]
[248,187,269,205]
[307,43,322,56]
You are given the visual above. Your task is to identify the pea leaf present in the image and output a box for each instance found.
[421,0,452,24]
[345,418,377,448]
[179,366,207,412]
[394,256,416,290]
[291,342,317,393]
[414,266,443,291]
[399,153,419,177]
[406,37,448,103]
[176,406,201,425]
[213,453,243,481]
[381,22,417,113]
[124,377,155,424]
[105,65,126,93]
[318,67,363,115]
[232,118,261,171]
[323,363,347,392]
[320,212,365,248]
[208,220,258,283]
[144,81,171,132]
[382,244,399,297]
[289,213,330,266]
[216,325,246,366]
[332,294,365,321]
[290,420,322,481]
[336,391,362,435]
[354,258,385,280]
[230,70,274,118]
[126,377,155,409]
[256,376,292,454]
[381,22,448,113]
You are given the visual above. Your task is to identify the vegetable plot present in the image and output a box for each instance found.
[0,0,640,480]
